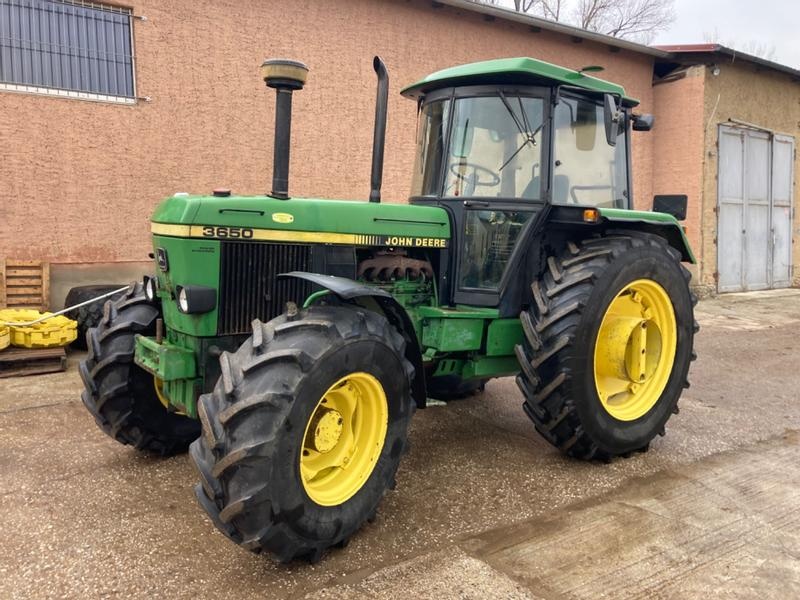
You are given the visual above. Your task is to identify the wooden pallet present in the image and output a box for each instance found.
[0,346,66,378]
[1,259,50,311]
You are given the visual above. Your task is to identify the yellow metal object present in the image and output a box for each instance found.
[260,59,309,86]
[0,325,10,351]
[0,309,77,349]
[149,223,447,249]
[271,212,294,224]
[593,279,677,421]
[300,372,388,506]
[154,377,169,409]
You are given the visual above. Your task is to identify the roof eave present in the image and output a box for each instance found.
[654,44,800,80]
[434,0,671,58]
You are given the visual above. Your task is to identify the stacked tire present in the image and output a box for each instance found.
[65,285,126,350]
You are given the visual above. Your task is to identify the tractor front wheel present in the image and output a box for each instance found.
[79,283,200,455]
[190,305,414,562]
[516,234,697,461]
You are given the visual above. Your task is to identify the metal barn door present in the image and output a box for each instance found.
[717,125,795,292]
[772,134,795,287]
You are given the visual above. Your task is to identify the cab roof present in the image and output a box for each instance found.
[401,57,639,107]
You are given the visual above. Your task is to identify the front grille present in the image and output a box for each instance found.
[218,241,312,335]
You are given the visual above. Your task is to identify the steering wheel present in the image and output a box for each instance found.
[449,162,500,188]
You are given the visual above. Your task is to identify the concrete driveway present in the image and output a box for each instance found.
[1,290,799,599]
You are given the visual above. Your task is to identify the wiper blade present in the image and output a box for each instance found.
[498,91,543,172]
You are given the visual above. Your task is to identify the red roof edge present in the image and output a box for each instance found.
[653,44,720,53]
[653,44,800,80]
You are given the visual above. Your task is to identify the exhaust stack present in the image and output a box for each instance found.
[260,59,309,200]
[369,56,389,203]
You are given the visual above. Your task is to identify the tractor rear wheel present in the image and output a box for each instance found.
[79,283,200,455]
[516,234,697,461]
[190,305,414,562]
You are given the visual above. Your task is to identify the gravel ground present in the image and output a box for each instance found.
[0,289,798,599]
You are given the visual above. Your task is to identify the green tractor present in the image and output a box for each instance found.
[79,56,697,562]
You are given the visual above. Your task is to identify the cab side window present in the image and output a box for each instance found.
[553,97,629,208]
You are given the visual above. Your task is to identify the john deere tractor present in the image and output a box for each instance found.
[79,56,696,562]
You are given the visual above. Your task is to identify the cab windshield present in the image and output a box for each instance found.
[410,91,629,209]
[411,94,544,199]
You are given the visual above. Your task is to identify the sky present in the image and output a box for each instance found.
[652,0,800,69]
[491,0,800,69]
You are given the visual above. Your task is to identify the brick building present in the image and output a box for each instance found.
[0,0,797,305]
[654,45,800,294]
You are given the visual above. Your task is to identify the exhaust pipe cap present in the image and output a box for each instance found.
[261,58,309,90]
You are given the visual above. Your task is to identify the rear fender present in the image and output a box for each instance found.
[597,208,696,264]
[545,206,696,263]
[279,272,427,408]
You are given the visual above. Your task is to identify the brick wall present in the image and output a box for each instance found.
[652,66,706,280]
[0,0,656,271]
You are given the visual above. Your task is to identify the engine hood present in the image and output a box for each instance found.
[151,195,451,249]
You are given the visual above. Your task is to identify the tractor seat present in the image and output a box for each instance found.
[521,173,570,203]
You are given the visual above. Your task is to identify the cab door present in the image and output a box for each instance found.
[440,90,549,307]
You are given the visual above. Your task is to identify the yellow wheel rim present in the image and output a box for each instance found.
[154,377,169,409]
[300,372,388,506]
[593,279,677,421]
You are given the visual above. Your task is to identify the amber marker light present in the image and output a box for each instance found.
[583,208,600,223]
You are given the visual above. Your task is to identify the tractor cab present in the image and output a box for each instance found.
[402,57,647,305]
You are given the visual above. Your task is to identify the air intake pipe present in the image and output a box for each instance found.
[369,56,389,203]
[260,58,309,200]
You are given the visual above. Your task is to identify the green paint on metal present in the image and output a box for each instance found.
[417,305,500,319]
[598,208,696,263]
[165,378,201,418]
[134,334,197,381]
[461,355,521,379]
[600,207,678,224]
[134,332,202,417]
[152,195,451,242]
[486,319,524,356]
[151,193,202,223]
[401,57,639,106]
[151,235,220,336]
[303,289,331,308]
[422,317,484,352]
[432,358,462,377]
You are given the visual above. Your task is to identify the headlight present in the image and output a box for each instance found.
[175,285,216,314]
[143,276,158,302]
[178,287,189,312]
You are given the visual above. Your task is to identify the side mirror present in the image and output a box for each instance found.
[653,194,688,221]
[633,113,655,131]
[603,93,621,146]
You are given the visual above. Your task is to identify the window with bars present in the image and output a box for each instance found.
[0,0,135,102]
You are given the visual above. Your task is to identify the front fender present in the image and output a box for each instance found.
[279,272,428,408]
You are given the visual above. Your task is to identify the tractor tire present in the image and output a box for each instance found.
[426,374,487,400]
[79,282,200,455]
[190,305,414,563]
[516,233,698,461]
[65,285,126,350]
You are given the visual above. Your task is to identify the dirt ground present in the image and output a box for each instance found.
[1,289,799,599]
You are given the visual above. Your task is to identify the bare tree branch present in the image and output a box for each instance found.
[479,0,675,43]
[703,28,777,61]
